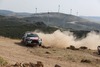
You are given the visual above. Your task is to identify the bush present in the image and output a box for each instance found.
[0,57,8,66]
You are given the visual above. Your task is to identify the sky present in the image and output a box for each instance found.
[0,0,100,16]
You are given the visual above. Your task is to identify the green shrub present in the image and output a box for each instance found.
[0,57,8,66]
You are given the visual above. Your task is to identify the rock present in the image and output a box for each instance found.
[23,63,30,67]
[35,61,44,67]
[80,46,88,50]
[55,64,61,67]
[45,51,51,54]
[13,62,22,67]
[67,45,79,50]
[81,59,91,63]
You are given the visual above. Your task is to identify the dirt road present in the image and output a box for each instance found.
[0,37,99,67]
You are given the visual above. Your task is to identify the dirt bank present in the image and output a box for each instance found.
[0,37,99,67]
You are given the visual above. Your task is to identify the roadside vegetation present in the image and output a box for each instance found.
[0,57,8,66]
[0,15,96,39]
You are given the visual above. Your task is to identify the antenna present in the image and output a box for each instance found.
[58,5,60,13]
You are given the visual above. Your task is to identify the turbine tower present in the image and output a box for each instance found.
[76,12,78,16]
[35,8,37,13]
[58,5,60,13]
[70,9,72,14]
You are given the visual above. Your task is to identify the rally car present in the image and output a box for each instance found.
[21,32,42,46]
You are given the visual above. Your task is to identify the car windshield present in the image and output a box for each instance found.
[27,34,38,37]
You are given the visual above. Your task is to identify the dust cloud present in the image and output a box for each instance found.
[76,31,100,50]
[35,30,100,50]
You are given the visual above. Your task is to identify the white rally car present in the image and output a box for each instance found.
[21,32,42,46]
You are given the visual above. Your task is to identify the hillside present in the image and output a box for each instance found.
[0,15,58,38]
[0,10,13,16]
[0,10,32,18]
[81,16,100,22]
[1,10,100,38]
[24,12,100,31]
[1,10,100,31]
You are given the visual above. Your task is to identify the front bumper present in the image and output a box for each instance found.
[26,40,41,45]
[27,40,38,43]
